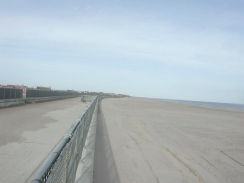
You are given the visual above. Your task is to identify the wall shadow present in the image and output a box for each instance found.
[93,102,120,183]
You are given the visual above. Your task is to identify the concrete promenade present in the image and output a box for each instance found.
[0,97,89,183]
[94,97,244,183]
[1,96,244,183]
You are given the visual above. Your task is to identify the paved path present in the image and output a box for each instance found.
[0,97,89,183]
[94,97,244,183]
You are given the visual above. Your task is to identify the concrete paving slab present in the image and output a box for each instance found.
[95,97,244,183]
[0,97,90,183]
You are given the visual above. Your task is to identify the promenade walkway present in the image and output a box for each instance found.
[1,96,244,183]
[0,97,89,183]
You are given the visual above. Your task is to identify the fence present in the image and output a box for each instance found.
[0,88,23,100]
[26,90,79,98]
[0,88,79,100]
[31,96,98,183]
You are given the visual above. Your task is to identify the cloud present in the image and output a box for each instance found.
[0,1,244,103]
[1,13,243,76]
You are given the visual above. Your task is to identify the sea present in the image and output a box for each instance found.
[160,99,244,111]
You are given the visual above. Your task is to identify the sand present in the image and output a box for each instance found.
[94,97,244,183]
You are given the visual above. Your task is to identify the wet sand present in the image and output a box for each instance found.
[94,97,244,183]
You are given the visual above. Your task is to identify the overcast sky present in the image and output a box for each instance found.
[0,0,243,103]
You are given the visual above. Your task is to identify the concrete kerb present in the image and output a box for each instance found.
[0,99,26,108]
[75,100,98,183]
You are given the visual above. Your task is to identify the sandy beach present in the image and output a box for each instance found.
[94,97,244,183]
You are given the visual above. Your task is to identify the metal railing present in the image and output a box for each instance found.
[31,96,98,183]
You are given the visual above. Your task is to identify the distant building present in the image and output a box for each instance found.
[7,84,27,89]
[27,87,36,90]
[37,86,51,91]
[67,90,80,93]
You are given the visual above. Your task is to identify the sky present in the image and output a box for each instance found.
[0,0,244,104]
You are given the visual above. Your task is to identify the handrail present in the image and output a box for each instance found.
[31,96,98,183]
[31,94,121,183]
